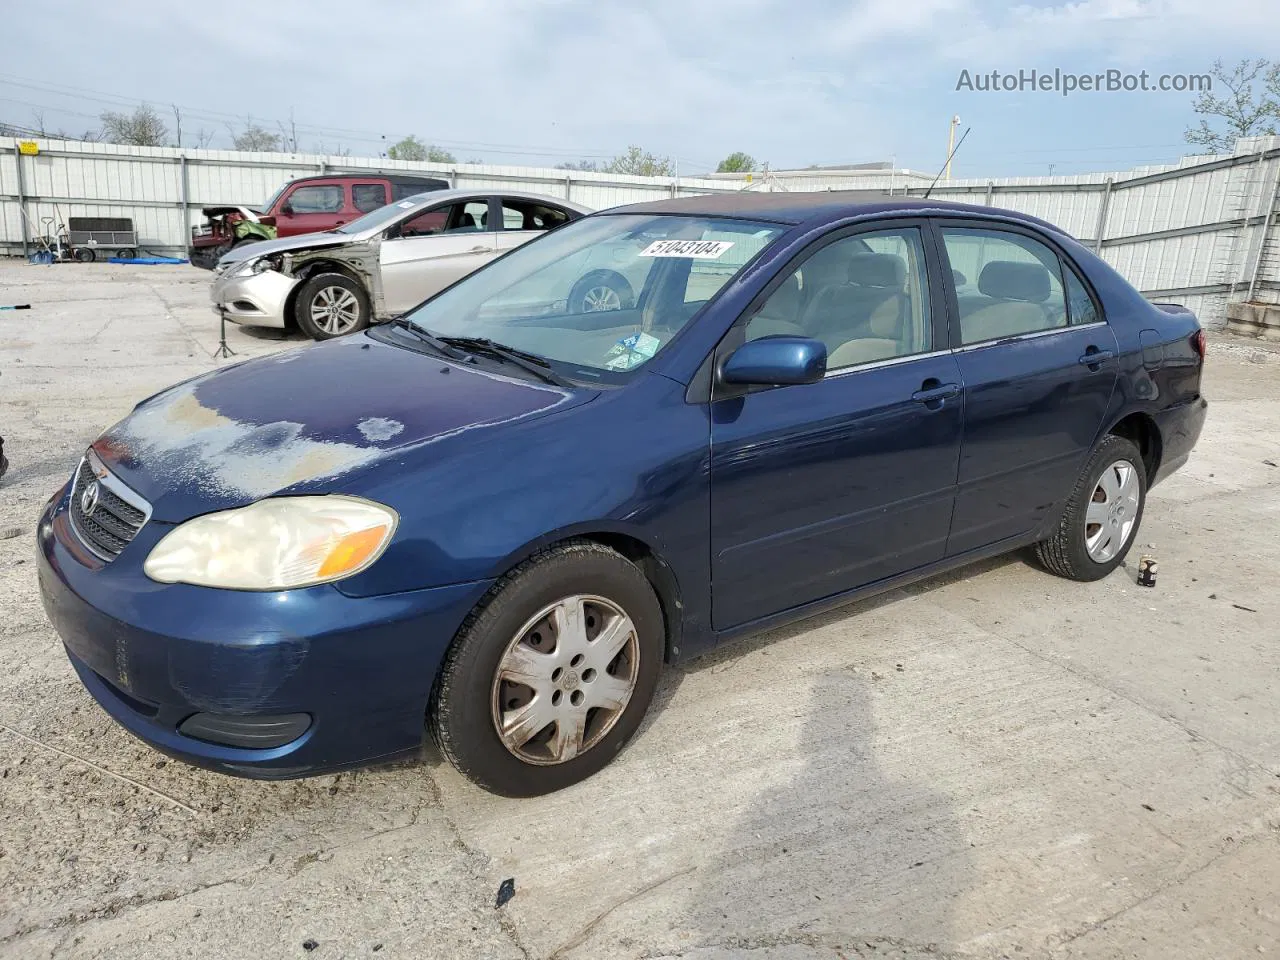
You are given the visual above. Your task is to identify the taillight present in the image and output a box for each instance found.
[1191,329,1206,360]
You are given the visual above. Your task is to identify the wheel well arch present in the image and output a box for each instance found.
[1106,411,1162,482]
[284,260,368,329]
[495,528,684,664]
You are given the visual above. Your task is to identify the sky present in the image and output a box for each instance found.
[2,0,1275,179]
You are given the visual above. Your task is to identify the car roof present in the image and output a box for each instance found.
[286,172,449,186]
[401,187,592,214]
[604,191,1066,235]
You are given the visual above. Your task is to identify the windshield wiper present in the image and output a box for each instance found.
[435,336,574,387]
[388,318,468,360]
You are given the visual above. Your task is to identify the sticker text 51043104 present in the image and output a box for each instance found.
[639,239,735,259]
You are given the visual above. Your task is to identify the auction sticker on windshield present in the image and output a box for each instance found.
[640,239,734,259]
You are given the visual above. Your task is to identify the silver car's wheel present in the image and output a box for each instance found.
[1084,458,1140,563]
[491,594,639,765]
[310,285,362,336]
[581,285,622,312]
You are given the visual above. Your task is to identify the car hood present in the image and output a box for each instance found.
[216,231,358,266]
[92,335,594,522]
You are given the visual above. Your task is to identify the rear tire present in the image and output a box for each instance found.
[74,248,96,263]
[568,271,633,313]
[294,273,370,340]
[117,248,137,260]
[1034,434,1146,582]
[430,541,664,797]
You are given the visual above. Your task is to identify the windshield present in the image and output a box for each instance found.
[336,192,438,234]
[402,214,783,379]
[259,182,289,215]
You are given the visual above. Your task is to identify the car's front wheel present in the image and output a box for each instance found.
[1035,434,1147,581]
[430,541,664,797]
[568,271,634,313]
[295,273,371,340]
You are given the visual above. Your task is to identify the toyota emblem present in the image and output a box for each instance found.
[80,481,102,517]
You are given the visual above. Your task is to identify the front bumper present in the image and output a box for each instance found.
[210,267,298,329]
[36,488,492,778]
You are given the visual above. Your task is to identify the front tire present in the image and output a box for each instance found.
[294,273,370,340]
[430,541,664,797]
[1035,434,1146,581]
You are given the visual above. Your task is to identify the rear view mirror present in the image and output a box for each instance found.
[721,336,827,386]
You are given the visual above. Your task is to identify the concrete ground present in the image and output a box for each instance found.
[1,261,1278,960]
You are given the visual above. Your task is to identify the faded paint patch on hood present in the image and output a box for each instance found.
[95,335,591,521]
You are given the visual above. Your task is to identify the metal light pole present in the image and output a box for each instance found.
[945,115,961,181]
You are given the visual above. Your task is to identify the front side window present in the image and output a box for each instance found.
[403,214,783,380]
[286,185,344,214]
[941,228,1068,344]
[745,228,932,370]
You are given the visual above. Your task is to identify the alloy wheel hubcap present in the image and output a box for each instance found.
[491,594,639,765]
[311,286,360,334]
[1084,458,1140,563]
[582,286,621,312]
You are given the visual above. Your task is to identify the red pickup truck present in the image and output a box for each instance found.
[189,173,449,267]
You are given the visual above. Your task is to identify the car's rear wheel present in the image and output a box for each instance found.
[430,541,663,797]
[1034,434,1147,581]
[295,273,370,340]
[568,271,634,313]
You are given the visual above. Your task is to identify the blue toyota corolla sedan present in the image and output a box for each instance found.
[37,194,1207,796]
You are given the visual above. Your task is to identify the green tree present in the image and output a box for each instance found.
[716,151,756,173]
[1185,58,1279,154]
[605,145,673,177]
[99,104,168,146]
[388,135,456,163]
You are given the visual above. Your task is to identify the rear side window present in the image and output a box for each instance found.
[940,228,1068,345]
[1064,265,1101,325]
[285,185,344,214]
[391,182,432,201]
[501,199,572,231]
[352,183,388,213]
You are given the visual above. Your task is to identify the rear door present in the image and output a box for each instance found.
[709,221,963,629]
[494,197,578,255]
[378,198,499,313]
[935,221,1119,555]
[273,180,348,236]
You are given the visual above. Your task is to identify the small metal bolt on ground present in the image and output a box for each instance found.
[212,304,238,360]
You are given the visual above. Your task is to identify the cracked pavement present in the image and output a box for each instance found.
[1,262,1278,959]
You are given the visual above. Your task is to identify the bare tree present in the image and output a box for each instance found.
[1185,58,1279,154]
[100,104,169,146]
[193,128,216,149]
[556,159,600,172]
[31,110,47,135]
[172,104,183,147]
[230,117,282,152]
[604,145,673,177]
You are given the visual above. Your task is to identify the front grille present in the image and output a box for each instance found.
[69,456,150,561]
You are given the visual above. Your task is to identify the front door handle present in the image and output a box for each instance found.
[469,245,489,254]
[911,382,960,405]
[1078,347,1115,367]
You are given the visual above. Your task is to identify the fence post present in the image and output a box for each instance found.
[1092,178,1114,254]
[984,181,993,206]
[565,174,572,201]
[178,155,190,252]
[1247,162,1280,303]
[12,145,30,258]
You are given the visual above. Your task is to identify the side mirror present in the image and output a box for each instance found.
[721,336,827,386]
[279,201,294,216]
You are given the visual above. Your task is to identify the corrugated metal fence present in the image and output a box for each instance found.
[4,135,1279,329]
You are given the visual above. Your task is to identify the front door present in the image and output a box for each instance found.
[274,180,347,237]
[379,198,499,314]
[709,224,963,630]
[936,223,1119,555]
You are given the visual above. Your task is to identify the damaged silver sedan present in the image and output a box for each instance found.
[210,189,590,340]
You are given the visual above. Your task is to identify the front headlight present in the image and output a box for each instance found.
[232,255,279,277]
[143,496,398,590]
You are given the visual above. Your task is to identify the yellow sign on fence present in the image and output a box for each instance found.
[17,141,40,156]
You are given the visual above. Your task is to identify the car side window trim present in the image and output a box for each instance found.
[950,319,1108,353]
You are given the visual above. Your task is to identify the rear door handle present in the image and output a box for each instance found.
[911,383,960,404]
[1078,348,1115,366]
